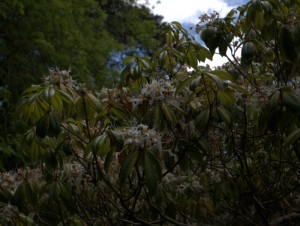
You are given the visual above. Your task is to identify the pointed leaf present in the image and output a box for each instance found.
[217,106,231,124]
[195,109,210,130]
[95,134,111,158]
[50,94,63,112]
[218,90,236,106]
[209,70,233,80]
[285,128,300,147]
[283,92,300,111]
[143,151,162,195]
[43,86,55,102]
[206,73,224,89]
[176,76,194,94]
[86,93,101,111]
[119,150,139,186]
[161,103,177,126]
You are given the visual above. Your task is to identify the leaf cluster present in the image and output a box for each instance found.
[1,1,300,225]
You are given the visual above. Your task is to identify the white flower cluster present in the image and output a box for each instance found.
[163,174,204,195]
[141,79,175,104]
[205,168,222,184]
[44,68,76,88]
[0,163,86,196]
[98,87,122,106]
[62,163,86,184]
[115,124,162,151]
[0,168,42,194]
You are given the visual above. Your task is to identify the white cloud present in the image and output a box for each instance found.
[139,0,233,23]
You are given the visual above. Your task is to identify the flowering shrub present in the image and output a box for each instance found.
[1,1,300,225]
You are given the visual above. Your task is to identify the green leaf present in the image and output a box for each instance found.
[123,56,135,64]
[227,82,248,95]
[186,50,198,69]
[59,182,72,200]
[166,29,172,47]
[111,104,127,119]
[245,5,256,30]
[279,26,298,63]
[218,90,236,106]
[197,45,212,61]
[119,150,139,186]
[217,106,231,124]
[283,92,300,111]
[36,113,50,138]
[45,148,58,170]
[56,90,75,105]
[195,109,210,130]
[14,181,36,207]
[75,97,86,119]
[261,23,277,41]
[143,151,162,195]
[30,140,39,161]
[172,48,184,61]
[50,94,63,112]
[43,86,55,102]
[48,111,61,137]
[175,76,194,94]
[161,103,177,126]
[198,138,212,154]
[140,58,150,70]
[14,182,27,207]
[209,70,233,80]
[206,72,224,89]
[104,148,115,172]
[157,50,168,68]
[93,134,111,158]
[218,39,228,57]
[285,128,300,147]
[254,10,265,30]
[48,182,61,201]
[22,85,43,95]
[86,93,101,111]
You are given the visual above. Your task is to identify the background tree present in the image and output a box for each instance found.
[0,0,166,168]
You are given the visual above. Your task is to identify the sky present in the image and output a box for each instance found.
[141,0,249,22]
[138,0,249,67]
